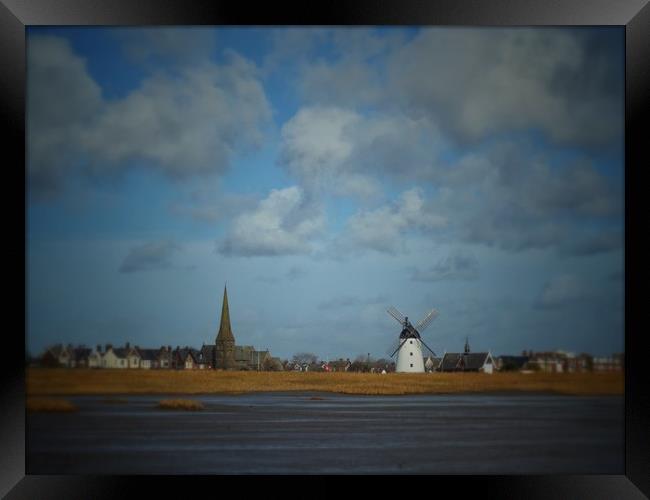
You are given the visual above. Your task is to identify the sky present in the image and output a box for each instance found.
[26,26,625,361]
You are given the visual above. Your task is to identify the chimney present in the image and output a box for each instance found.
[168,345,172,352]
[126,342,130,349]
[97,344,102,353]
[106,344,112,351]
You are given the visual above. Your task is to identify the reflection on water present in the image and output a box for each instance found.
[27,393,623,474]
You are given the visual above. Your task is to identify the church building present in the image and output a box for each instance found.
[202,284,282,371]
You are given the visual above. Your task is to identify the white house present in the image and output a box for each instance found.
[88,345,103,368]
[126,344,141,369]
[59,345,73,367]
[102,345,128,369]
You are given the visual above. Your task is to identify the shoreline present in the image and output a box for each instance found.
[30,390,624,398]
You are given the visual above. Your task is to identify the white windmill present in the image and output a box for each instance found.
[386,306,439,373]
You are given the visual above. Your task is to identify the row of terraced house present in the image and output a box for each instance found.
[38,286,284,371]
[39,342,283,371]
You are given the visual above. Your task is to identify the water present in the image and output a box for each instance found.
[27,392,624,474]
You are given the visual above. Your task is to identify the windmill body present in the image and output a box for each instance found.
[396,336,425,373]
[387,306,438,374]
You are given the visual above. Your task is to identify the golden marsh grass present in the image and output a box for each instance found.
[26,397,78,413]
[158,399,204,411]
[27,368,623,396]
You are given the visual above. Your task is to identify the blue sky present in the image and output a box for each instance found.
[26,27,624,360]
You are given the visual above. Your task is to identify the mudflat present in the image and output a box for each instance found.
[27,392,624,474]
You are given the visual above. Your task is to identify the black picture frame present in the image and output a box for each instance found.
[3,0,648,497]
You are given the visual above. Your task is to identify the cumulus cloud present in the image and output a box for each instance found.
[426,142,622,253]
[27,35,271,197]
[388,28,623,148]
[78,52,270,178]
[277,28,622,149]
[274,30,623,255]
[341,188,446,254]
[119,241,181,273]
[27,36,103,196]
[279,106,444,198]
[280,106,360,186]
[218,186,325,257]
[410,249,479,282]
[534,274,589,309]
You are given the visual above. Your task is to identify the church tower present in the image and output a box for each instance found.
[215,284,237,370]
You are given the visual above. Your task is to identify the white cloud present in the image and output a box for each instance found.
[280,106,360,185]
[423,142,622,253]
[276,28,622,149]
[342,188,447,254]
[218,186,325,256]
[387,28,623,147]
[280,106,444,198]
[27,36,271,196]
[78,52,271,178]
[27,36,103,195]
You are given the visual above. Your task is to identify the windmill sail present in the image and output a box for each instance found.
[416,309,438,332]
[387,306,406,325]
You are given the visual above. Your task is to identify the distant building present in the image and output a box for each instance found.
[424,356,442,372]
[201,284,281,371]
[33,287,290,373]
[138,348,159,369]
[593,353,623,372]
[214,285,237,370]
[70,346,91,368]
[172,347,204,370]
[158,346,173,369]
[40,344,72,368]
[199,344,215,369]
[234,345,271,370]
[438,339,495,373]
[496,355,530,371]
[101,345,128,369]
[526,352,564,373]
[329,358,352,372]
[125,343,140,369]
[88,345,103,368]
[564,353,593,373]
[525,350,593,373]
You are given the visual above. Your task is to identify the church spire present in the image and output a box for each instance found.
[216,284,235,343]
[464,336,470,354]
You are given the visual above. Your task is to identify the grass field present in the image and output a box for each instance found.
[26,368,623,396]
[158,399,205,410]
